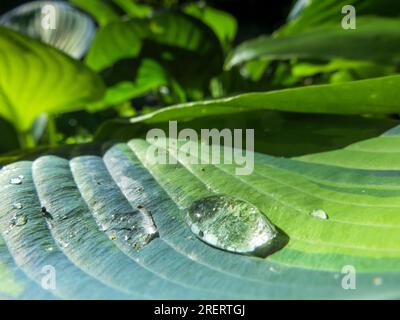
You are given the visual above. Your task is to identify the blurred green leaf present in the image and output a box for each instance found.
[70,0,120,26]
[226,17,400,69]
[285,0,400,35]
[184,2,237,49]
[292,59,396,79]
[86,11,224,101]
[1,1,96,59]
[88,58,168,111]
[113,0,152,18]
[0,27,105,135]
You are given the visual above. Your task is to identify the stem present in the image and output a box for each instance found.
[47,115,58,147]
[18,131,36,150]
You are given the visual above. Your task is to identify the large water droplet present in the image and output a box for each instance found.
[310,209,328,220]
[186,195,287,257]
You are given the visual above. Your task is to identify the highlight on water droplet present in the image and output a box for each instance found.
[373,277,383,286]
[9,177,23,185]
[13,203,23,209]
[10,213,27,227]
[310,209,329,220]
[186,195,287,257]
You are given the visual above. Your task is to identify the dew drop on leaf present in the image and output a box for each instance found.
[13,202,23,209]
[9,177,23,185]
[310,209,328,220]
[10,214,27,227]
[186,195,287,257]
[373,277,383,286]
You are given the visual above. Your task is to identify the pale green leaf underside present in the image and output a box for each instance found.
[1,125,400,299]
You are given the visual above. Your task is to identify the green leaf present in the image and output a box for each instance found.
[0,1,96,59]
[184,3,237,49]
[87,58,169,111]
[70,0,120,26]
[96,110,398,158]
[2,125,400,298]
[0,236,55,299]
[113,0,152,18]
[85,11,223,100]
[226,17,400,69]
[104,75,400,123]
[285,0,400,35]
[0,26,105,133]
[291,59,396,79]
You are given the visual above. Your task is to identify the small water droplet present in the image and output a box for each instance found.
[186,195,287,257]
[10,214,27,227]
[109,233,117,241]
[310,209,328,220]
[373,277,383,286]
[269,266,278,273]
[13,203,23,209]
[9,177,22,185]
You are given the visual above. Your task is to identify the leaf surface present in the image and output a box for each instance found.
[1,126,400,298]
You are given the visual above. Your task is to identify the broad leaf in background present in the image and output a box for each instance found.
[70,0,152,24]
[113,0,152,18]
[0,26,105,146]
[85,11,224,105]
[88,58,169,111]
[2,126,400,298]
[184,3,237,50]
[226,17,400,69]
[284,0,400,35]
[0,1,96,59]
[70,0,120,26]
